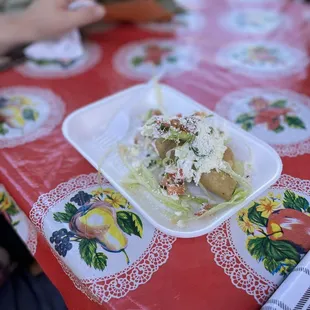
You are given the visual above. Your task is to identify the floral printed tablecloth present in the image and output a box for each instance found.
[0,0,310,309]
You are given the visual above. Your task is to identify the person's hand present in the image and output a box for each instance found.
[21,0,105,41]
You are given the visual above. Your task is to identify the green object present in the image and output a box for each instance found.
[78,239,108,270]
[241,121,253,131]
[266,239,300,262]
[122,158,189,213]
[117,211,143,238]
[235,113,255,131]
[247,203,268,227]
[6,203,20,216]
[53,202,79,223]
[64,202,78,217]
[28,58,77,69]
[273,125,285,133]
[53,212,72,223]
[201,188,249,217]
[285,115,306,129]
[167,128,194,142]
[235,113,254,124]
[132,56,144,67]
[283,190,309,212]
[22,108,36,121]
[92,252,108,270]
[79,239,97,267]
[263,257,278,273]
[270,100,287,108]
[166,56,177,63]
[248,236,300,264]
[0,123,8,135]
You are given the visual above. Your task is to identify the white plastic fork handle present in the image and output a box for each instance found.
[97,70,166,149]
[116,69,166,116]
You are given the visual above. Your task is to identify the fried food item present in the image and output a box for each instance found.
[199,148,237,201]
[223,146,234,168]
[155,137,237,200]
[155,138,177,159]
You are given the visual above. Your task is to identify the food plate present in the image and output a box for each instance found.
[62,84,282,238]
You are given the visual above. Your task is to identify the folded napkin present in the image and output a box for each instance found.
[24,0,95,62]
[24,30,84,62]
[262,251,310,310]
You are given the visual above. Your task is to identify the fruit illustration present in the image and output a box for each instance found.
[50,228,74,257]
[0,96,38,133]
[267,209,310,252]
[240,190,310,276]
[70,201,129,262]
[52,189,144,269]
[0,105,25,129]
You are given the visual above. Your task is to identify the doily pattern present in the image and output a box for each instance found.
[207,222,276,304]
[207,174,310,305]
[216,41,308,78]
[30,173,176,304]
[216,88,310,157]
[16,43,102,79]
[27,220,38,256]
[0,86,65,149]
[0,185,37,255]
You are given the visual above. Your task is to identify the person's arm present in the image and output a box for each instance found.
[0,0,105,56]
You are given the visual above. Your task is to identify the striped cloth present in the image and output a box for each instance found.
[262,252,310,310]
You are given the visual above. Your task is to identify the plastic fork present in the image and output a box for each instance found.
[94,71,165,150]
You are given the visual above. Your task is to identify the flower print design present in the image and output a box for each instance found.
[104,192,128,209]
[245,47,282,65]
[132,45,176,67]
[236,97,306,133]
[238,216,256,234]
[257,197,280,218]
[237,191,310,276]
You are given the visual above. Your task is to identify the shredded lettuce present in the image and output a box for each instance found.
[182,187,249,223]
[145,110,154,121]
[119,146,190,213]
[200,187,249,217]
[233,160,244,176]
[166,128,194,142]
[119,145,251,224]
[180,195,209,205]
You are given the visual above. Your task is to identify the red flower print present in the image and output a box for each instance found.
[254,113,279,130]
[236,96,306,132]
[144,45,172,65]
[267,117,280,130]
[258,108,292,119]
[250,97,269,111]
[254,108,292,130]
[249,47,279,63]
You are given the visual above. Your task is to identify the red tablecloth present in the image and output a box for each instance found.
[1,0,310,309]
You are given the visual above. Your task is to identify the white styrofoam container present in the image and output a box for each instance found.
[62,84,282,238]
